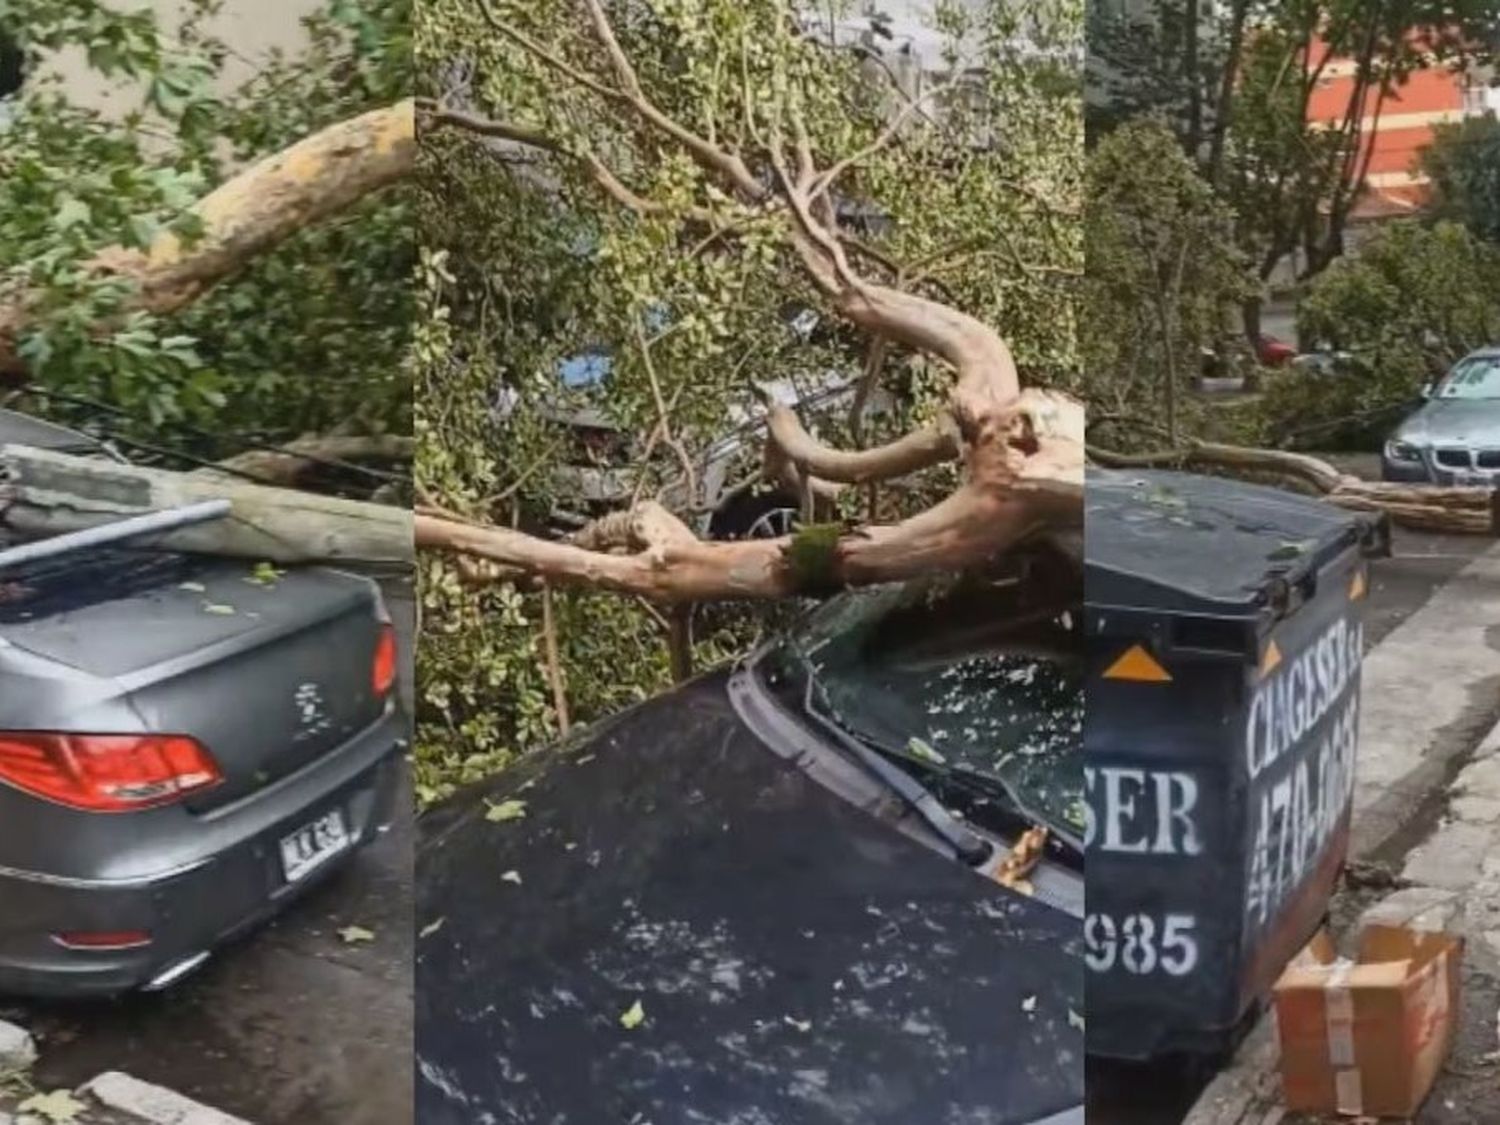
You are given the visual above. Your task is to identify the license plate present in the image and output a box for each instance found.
[1455,470,1490,486]
[279,809,351,882]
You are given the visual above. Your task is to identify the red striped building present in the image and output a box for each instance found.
[1305,34,1495,218]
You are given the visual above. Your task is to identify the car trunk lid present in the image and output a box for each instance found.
[0,547,388,810]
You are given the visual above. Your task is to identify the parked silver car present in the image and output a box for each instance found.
[0,409,407,998]
[1382,348,1500,485]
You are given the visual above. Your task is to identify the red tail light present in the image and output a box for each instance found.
[372,623,398,697]
[0,733,221,812]
[53,930,153,951]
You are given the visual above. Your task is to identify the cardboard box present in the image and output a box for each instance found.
[1272,924,1462,1118]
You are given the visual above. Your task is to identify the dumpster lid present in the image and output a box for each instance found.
[1086,468,1378,620]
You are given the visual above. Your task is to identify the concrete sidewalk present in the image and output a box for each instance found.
[1185,540,1500,1124]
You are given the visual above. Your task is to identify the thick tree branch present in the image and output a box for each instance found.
[421,391,1083,603]
[1089,441,1496,535]
[766,402,958,483]
[0,101,416,379]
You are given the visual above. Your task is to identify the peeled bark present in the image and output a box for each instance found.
[0,101,416,379]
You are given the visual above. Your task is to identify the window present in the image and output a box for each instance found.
[1438,355,1500,400]
[760,573,1084,836]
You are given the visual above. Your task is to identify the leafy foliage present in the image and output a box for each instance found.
[1089,0,1499,286]
[414,0,1083,799]
[0,0,411,448]
[1255,221,1500,449]
[1424,112,1500,245]
[1083,120,1250,440]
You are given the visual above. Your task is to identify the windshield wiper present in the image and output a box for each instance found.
[797,666,995,867]
[941,763,1085,859]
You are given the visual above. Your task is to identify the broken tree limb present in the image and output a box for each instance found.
[210,433,415,486]
[418,390,1082,603]
[1089,440,1496,535]
[0,101,416,379]
[0,445,412,564]
[417,4,1081,602]
[765,402,959,483]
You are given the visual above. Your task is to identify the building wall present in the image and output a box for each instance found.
[42,0,318,115]
[1304,35,1479,209]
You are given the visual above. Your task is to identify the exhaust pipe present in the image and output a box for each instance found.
[143,950,212,992]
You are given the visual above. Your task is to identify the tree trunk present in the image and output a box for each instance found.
[1241,294,1263,346]
[1,445,412,564]
[1184,0,1203,158]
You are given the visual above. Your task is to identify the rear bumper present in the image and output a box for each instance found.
[0,710,406,999]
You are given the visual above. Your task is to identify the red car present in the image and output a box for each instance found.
[1256,334,1297,367]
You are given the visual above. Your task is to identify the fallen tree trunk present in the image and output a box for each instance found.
[1089,441,1497,535]
[0,445,412,564]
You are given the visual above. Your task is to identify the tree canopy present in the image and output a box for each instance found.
[0,0,412,458]
[412,0,1086,797]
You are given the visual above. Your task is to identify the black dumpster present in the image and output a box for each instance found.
[1083,468,1389,1060]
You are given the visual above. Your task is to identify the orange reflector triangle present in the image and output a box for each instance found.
[1350,569,1367,601]
[1102,645,1172,683]
[1260,640,1283,678]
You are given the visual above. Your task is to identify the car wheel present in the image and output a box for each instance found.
[708,491,801,541]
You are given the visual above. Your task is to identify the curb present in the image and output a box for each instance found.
[84,1072,253,1125]
[0,1022,36,1075]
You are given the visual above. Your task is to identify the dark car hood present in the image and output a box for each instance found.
[1395,397,1500,445]
[416,672,1083,1125]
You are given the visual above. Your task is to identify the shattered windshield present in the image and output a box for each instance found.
[757,573,1084,837]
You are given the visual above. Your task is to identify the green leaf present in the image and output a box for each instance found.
[619,999,646,1030]
[484,798,528,823]
[18,1090,87,1123]
[337,925,376,944]
[54,197,91,230]
[907,737,946,765]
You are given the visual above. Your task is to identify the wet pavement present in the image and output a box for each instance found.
[0,570,415,1125]
[1087,526,1495,1125]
